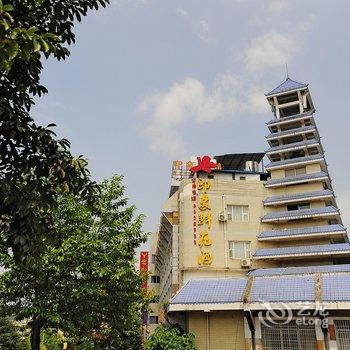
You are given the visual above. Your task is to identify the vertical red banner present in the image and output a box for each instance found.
[139,251,149,290]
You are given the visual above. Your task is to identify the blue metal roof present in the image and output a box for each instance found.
[250,275,315,302]
[266,139,320,154]
[265,154,324,170]
[253,243,350,258]
[266,125,317,140]
[261,206,338,222]
[171,278,247,304]
[266,78,308,96]
[263,189,333,205]
[249,264,350,277]
[258,224,346,239]
[323,274,350,301]
[267,111,314,126]
[265,172,329,188]
[169,271,350,306]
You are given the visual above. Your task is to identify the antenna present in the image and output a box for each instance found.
[285,63,289,79]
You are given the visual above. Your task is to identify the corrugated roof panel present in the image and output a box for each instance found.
[249,264,350,277]
[266,125,316,140]
[265,172,329,187]
[263,190,333,205]
[250,275,315,302]
[265,154,324,170]
[258,224,346,239]
[261,206,338,222]
[266,139,320,154]
[253,243,350,258]
[322,274,350,301]
[171,278,247,304]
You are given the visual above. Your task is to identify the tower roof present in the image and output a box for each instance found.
[266,77,308,96]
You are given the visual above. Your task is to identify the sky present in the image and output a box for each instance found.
[33,0,350,243]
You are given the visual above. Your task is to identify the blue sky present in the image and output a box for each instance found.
[33,0,350,237]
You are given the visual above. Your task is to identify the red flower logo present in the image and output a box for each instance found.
[190,156,217,174]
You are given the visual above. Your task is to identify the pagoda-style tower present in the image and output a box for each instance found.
[253,77,350,264]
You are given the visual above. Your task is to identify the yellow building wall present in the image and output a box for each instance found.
[188,311,246,350]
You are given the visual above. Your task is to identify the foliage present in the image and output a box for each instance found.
[0,175,148,350]
[0,0,110,110]
[0,317,27,350]
[145,326,197,350]
[40,330,63,350]
[0,0,110,261]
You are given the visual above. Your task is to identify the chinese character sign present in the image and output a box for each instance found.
[139,251,149,290]
[197,179,214,266]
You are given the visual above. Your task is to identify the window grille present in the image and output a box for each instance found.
[334,319,350,350]
[261,320,317,350]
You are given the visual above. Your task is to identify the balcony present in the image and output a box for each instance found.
[266,125,317,141]
[266,111,314,128]
[266,139,321,156]
[265,171,329,188]
[253,243,350,260]
[257,224,347,241]
[263,189,334,206]
[265,154,325,171]
[261,205,339,223]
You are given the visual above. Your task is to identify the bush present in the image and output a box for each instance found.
[145,326,196,350]
[0,317,27,350]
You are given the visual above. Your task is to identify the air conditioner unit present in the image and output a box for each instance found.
[240,259,252,268]
[218,212,227,222]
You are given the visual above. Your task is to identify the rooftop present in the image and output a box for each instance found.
[265,171,329,188]
[263,189,333,206]
[249,264,350,277]
[258,224,347,240]
[266,77,308,97]
[214,153,265,171]
[169,270,350,309]
[265,154,325,171]
[253,243,350,259]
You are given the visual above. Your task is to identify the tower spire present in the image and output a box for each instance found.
[285,63,289,80]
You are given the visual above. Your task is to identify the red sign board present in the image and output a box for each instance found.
[139,251,149,290]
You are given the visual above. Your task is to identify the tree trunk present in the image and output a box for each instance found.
[30,318,41,350]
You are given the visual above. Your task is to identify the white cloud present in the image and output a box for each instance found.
[268,0,289,13]
[195,19,210,42]
[244,31,299,73]
[137,75,269,156]
[177,7,188,17]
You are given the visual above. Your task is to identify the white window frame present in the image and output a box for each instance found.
[228,241,251,259]
[227,205,249,222]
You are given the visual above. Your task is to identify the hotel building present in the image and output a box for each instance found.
[147,78,350,350]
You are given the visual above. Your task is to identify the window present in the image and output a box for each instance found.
[151,254,157,264]
[285,167,306,177]
[261,321,317,350]
[227,205,249,222]
[287,203,310,211]
[150,275,160,284]
[149,316,159,324]
[228,241,251,259]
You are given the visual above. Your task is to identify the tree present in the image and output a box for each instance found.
[0,0,109,260]
[0,317,27,350]
[0,175,148,350]
[145,326,197,350]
